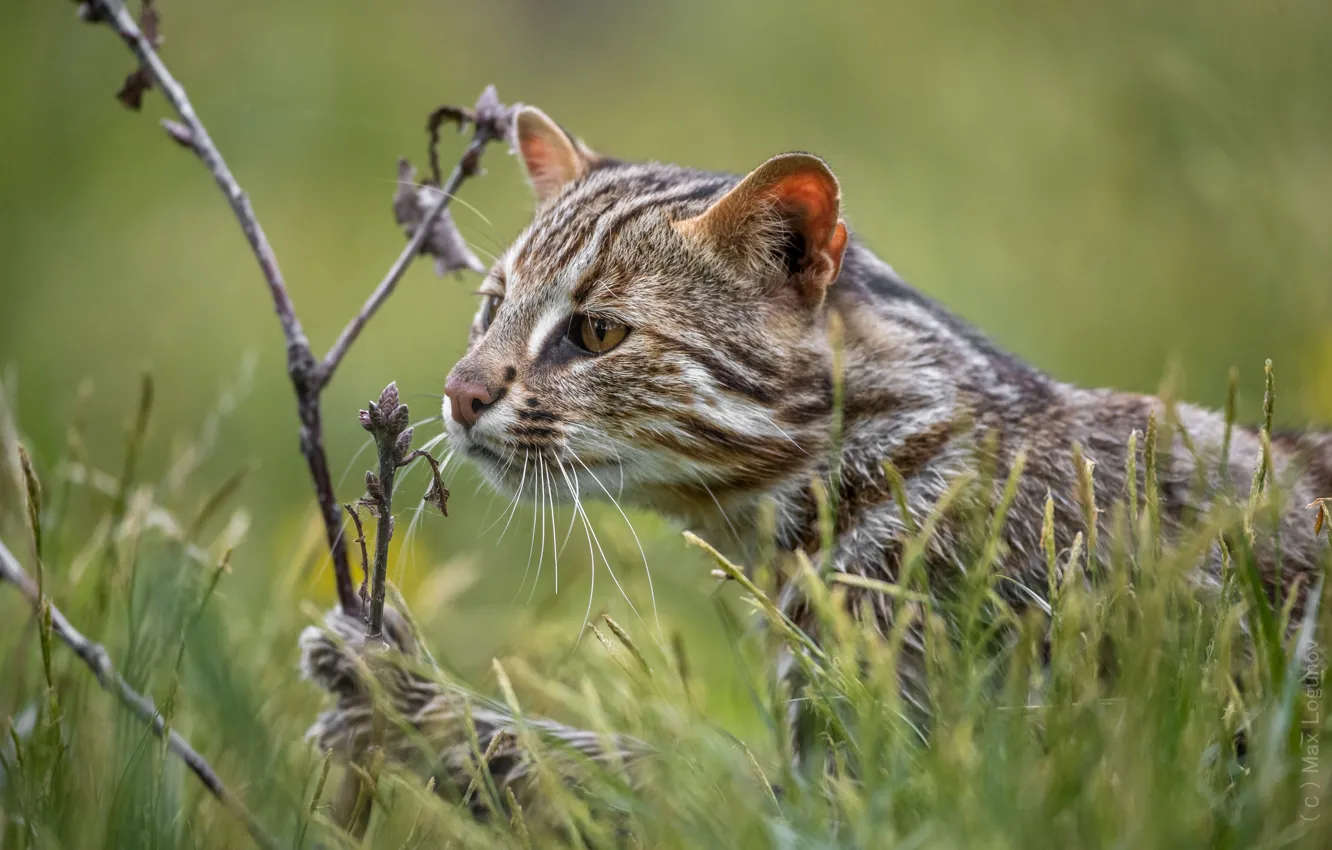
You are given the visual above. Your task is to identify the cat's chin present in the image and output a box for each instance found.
[458,439,521,492]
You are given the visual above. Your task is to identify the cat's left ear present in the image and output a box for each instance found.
[513,106,599,204]
[675,152,849,302]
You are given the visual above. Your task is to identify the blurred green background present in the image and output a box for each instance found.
[2,0,1331,729]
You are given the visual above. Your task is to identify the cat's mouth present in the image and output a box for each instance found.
[452,425,634,505]
[463,439,508,468]
[452,430,525,490]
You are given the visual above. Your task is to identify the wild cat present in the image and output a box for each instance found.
[301,105,1331,807]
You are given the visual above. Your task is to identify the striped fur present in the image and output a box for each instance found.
[303,114,1331,809]
[445,149,1330,608]
[300,607,644,820]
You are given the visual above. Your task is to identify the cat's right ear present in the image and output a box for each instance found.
[674,152,848,304]
[513,106,597,203]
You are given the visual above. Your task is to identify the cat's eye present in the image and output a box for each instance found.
[569,314,629,354]
[478,294,503,332]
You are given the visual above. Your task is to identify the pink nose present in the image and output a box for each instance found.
[444,376,495,427]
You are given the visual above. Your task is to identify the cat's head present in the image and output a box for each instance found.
[444,106,849,517]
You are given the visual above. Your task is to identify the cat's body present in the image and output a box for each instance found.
[443,110,1329,628]
[773,242,1329,610]
[303,105,1330,806]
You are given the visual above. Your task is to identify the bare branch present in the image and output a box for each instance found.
[318,90,511,385]
[0,535,278,850]
[81,1,512,618]
[74,13,512,837]
[79,2,508,616]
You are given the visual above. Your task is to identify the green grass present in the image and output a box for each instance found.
[1,372,1330,850]
[3,2,1331,846]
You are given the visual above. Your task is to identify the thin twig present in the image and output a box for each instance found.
[0,535,278,850]
[78,6,498,841]
[343,503,371,611]
[318,109,506,385]
[368,426,399,643]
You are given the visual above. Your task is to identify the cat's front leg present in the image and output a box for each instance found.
[298,607,646,820]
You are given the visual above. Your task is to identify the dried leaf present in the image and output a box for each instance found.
[425,104,472,186]
[76,3,107,24]
[423,474,450,517]
[472,85,513,140]
[114,1,161,111]
[140,0,160,45]
[393,159,484,277]
[116,68,153,111]
[398,448,451,516]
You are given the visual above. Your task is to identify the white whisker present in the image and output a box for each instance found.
[756,412,807,456]
[416,426,448,454]
[567,447,660,638]
[526,453,551,603]
[515,450,542,603]
[562,460,598,645]
[489,448,528,542]
[558,505,578,558]
[555,455,643,627]
[697,471,742,549]
[547,454,560,597]
[391,178,495,229]
[463,238,501,266]
[474,444,517,530]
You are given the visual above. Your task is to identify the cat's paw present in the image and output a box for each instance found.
[298,605,421,694]
[298,605,439,756]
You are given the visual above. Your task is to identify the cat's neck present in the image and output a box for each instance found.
[662,240,1058,562]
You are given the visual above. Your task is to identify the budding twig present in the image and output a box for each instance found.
[332,383,449,835]
[0,535,278,850]
[357,383,449,642]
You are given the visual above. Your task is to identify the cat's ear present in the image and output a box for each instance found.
[675,152,849,301]
[513,106,597,203]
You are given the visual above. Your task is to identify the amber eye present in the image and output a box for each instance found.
[570,314,630,354]
[477,295,503,332]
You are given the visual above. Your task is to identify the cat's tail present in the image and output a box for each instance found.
[299,608,646,819]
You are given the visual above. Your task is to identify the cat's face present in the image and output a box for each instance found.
[444,107,850,517]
